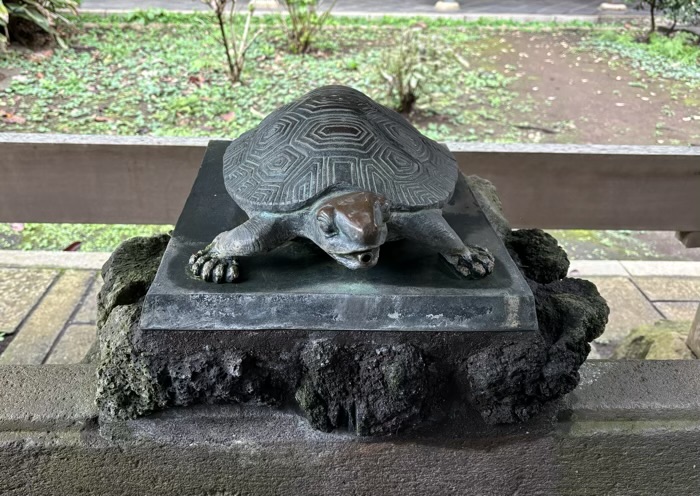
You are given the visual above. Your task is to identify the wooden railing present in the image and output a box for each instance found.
[1,133,699,240]
[1,132,699,353]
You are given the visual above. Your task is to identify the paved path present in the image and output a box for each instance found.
[0,251,697,363]
[80,0,628,17]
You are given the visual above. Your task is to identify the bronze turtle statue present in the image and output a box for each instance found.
[189,85,495,283]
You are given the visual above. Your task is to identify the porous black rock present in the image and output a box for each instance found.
[96,303,166,420]
[505,229,570,284]
[297,341,431,435]
[467,277,608,424]
[96,227,608,435]
[97,302,286,422]
[97,234,170,328]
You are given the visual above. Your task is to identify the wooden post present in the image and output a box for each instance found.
[676,231,700,248]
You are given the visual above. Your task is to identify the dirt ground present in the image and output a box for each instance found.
[487,31,700,146]
[480,30,700,259]
[2,26,699,258]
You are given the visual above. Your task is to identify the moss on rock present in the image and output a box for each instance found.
[97,234,170,328]
[613,321,696,360]
[96,303,167,420]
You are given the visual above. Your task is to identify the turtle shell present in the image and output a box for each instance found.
[223,85,458,213]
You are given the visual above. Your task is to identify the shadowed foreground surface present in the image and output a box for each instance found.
[1,361,700,495]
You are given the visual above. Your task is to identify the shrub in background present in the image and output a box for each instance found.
[377,30,439,115]
[0,0,78,49]
[201,0,263,83]
[279,0,336,54]
[629,0,700,40]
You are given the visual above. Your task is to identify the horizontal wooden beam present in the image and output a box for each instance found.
[448,142,700,231]
[1,133,699,230]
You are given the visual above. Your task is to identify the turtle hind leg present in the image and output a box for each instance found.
[389,209,495,280]
[189,214,294,283]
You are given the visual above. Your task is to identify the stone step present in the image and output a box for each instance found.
[0,271,95,365]
[1,251,699,364]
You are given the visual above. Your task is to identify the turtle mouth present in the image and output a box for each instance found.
[331,247,380,270]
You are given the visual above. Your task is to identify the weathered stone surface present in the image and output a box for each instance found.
[74,277,103,324]
[505,229,569,284]
[45,324,96,365]
[583,276,663,358]
[297,341,432,435]
[97,234,170,328]
[97,302,287,421]
[97,304,166,420]
[634,277,700,302]
[0,270,93,365]
[0,364,96,431]
[654,301,699,321]
[613,321,696,360]
[0,268,57,335]
[467,175,510,238]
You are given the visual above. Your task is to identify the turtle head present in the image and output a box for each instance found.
[312,191,391,270]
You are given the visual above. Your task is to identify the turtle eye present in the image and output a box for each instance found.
[375,198,391,223]
[317,207,337,237]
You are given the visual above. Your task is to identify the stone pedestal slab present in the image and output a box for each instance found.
[141,140,537,333]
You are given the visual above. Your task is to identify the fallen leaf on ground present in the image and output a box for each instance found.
[1,112,26,124]
[63,241,82,252]
[188,74,206,87]
[28,49,54,62]
[220,111,236,122]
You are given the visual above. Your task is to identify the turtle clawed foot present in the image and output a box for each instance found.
[443,246,495,280]
[189,248,240,283]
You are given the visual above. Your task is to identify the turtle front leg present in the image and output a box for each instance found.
[389,209,495,280]
[190,214,293,283]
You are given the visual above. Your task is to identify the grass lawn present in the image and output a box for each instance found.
[1,13,699,257]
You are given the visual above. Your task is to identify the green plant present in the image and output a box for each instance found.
[0,0,78,49]
[377,30,439,114]
[201,0,262,83]
[279,0,336,54]
[0,3,8,49]
[663,0,700,31]
[628,0,700,39]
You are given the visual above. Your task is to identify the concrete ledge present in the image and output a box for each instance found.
[2,361,700,494]
[0,250,109,270]
[568,260,629,277]
[3,361,698,433]
[567,360,700,420]
[621,260,700,277]
[0,365,97,431]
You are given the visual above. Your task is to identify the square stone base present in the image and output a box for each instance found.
[141,140,537,333]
